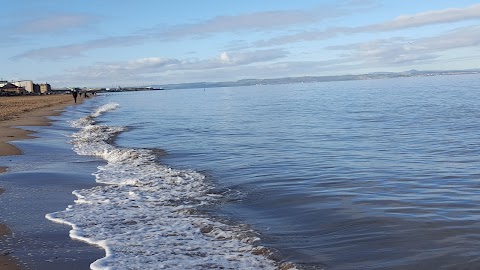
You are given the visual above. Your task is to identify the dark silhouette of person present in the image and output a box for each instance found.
[72,90,78,103]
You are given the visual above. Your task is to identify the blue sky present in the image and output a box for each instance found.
[1,0,480,87]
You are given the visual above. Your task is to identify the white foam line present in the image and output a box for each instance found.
[46,103,285,270]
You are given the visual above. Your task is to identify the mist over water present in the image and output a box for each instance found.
[50,74,480,269]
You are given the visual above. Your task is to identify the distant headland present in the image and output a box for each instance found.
[153,68,480,91]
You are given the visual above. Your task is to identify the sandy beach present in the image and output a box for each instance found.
[0,95,78,156]
[0,94,79,270]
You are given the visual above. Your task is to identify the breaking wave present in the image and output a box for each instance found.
[46,103,289,270]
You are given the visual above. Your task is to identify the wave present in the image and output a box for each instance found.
[46,103,289,270]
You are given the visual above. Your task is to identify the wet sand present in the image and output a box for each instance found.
[0,223,15,270]
[0,254,19,270]
[0,94,79,270]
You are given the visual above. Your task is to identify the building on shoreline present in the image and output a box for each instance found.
[39,83,51,94]
[0,80,52,95]
[0,83,27,95]
[12,80,34,93]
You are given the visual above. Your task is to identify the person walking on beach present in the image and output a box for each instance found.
[72,90,78,103]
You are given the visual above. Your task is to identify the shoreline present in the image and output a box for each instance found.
[0,94,80,270]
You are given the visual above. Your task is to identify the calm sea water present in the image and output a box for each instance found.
[48,74,480,269]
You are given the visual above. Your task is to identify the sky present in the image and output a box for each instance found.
[1,0,480,88]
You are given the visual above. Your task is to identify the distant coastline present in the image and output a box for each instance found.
[9,68,477,94]
[152,68,480,91]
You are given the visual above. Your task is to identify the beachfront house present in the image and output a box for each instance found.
[0,83,27,95]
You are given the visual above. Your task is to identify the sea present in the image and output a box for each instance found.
[4,73,480,270]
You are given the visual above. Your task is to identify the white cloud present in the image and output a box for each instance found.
[23,3,480,60]
[223,49,289,65]
[14,13,99,34]
[13,6,345,60]
[326,25,480,66]
[50,49,289,85]
[15,35,143,60]
[419,25,480,51]
[155,7,347,40]
[372,3,480,31]
[218,52,231,63]
[254,3,480,47]
[254,28,344,47]
[128,57,180,69]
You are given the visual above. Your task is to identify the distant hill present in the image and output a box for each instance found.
[150,69,480,90]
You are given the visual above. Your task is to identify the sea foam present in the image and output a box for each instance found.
[46,103,282,270]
